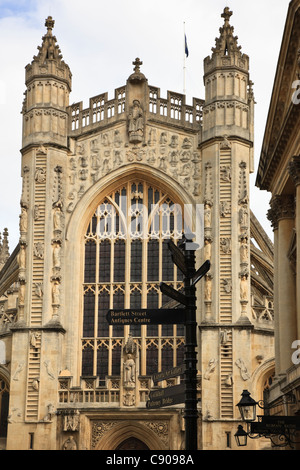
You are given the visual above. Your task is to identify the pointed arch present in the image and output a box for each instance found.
[63,165,195,382]
[95,421,168,450]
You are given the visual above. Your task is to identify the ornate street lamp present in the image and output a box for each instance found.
[236,389,257,422]
[235,389,300,448]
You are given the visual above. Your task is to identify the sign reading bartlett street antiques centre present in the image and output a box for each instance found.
[106,308,186,325]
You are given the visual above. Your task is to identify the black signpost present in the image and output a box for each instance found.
[160,238,210,450]
[106,235,210,451]
[146,384,185,409]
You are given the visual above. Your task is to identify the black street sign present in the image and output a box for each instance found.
[106,308,186,325]
[159,282,188,306]
[146,384,185,409]
[251,415,300,434]
[191,260,210,286]
[152,364,185,383]
[168,240,187,275]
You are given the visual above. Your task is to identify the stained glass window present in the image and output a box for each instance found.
[82,180,185,378]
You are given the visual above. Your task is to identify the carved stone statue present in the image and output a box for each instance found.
[19,207,28,232]
[123,354,135,387]
[128,100,144,143]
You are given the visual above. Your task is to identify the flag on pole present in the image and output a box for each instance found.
[185,34,189,58]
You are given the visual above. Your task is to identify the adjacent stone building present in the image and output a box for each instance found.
[0,8,274,450]
[256,0,300,446]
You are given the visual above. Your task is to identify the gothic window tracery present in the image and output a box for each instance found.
[81,180,185,380]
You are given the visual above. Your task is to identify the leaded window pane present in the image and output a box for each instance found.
[81,180,185,379]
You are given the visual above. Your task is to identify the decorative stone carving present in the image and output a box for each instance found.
[220,135,231,149]
[220,201,230,217]
[204,358,217,380]
[13,361,25,381]
[44,360,55,380]
[220,165,231,181]
[33,242,44,259]
[220,237,231,254]
[62,436,77,450]
[63,410,80,432]
[235,358,250,381]
[35,167,46,183]
[267,194,295,229]
[288,156,300,186]
[223,278,232,293]
[34,282,43,298]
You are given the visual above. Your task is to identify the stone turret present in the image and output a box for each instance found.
[22,16,72,148]
[199,7,255,430]
[202,7,254,151]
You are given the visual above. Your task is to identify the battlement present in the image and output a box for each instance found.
[67,85,204,136]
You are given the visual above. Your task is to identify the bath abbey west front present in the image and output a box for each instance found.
[0,8,275,450]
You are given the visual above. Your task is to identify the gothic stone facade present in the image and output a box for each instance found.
[0,9,274,450]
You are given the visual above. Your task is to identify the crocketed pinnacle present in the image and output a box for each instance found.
[211,7,242,56]
[32,16,64,64]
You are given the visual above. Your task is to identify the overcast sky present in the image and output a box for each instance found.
[0,0,290,251]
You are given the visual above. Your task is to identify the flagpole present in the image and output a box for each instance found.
[183,22,186,95]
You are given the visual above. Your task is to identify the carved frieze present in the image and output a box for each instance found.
[66,127,201,214]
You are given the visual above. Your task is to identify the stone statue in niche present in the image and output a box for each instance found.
[240,273,248,301]
[19,207,28,233]
[239,205,248,228]
[128,100,144,143]
[53,243,61,270]
[123,335,137,390]
[240,236,248,264]
[53,206,62,231]
[18,244,26,269]
[204,237,212,261]
[124,354,135,387]
[204,273,213,301]
[52,280,60,305]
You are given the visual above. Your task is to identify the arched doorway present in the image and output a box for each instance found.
[0,377,9,450]
[116,437,149,450]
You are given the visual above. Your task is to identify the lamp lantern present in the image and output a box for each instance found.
[236,389,257,422]
[234,425,248,447]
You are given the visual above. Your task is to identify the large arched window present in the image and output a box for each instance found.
[81,180,185,381]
